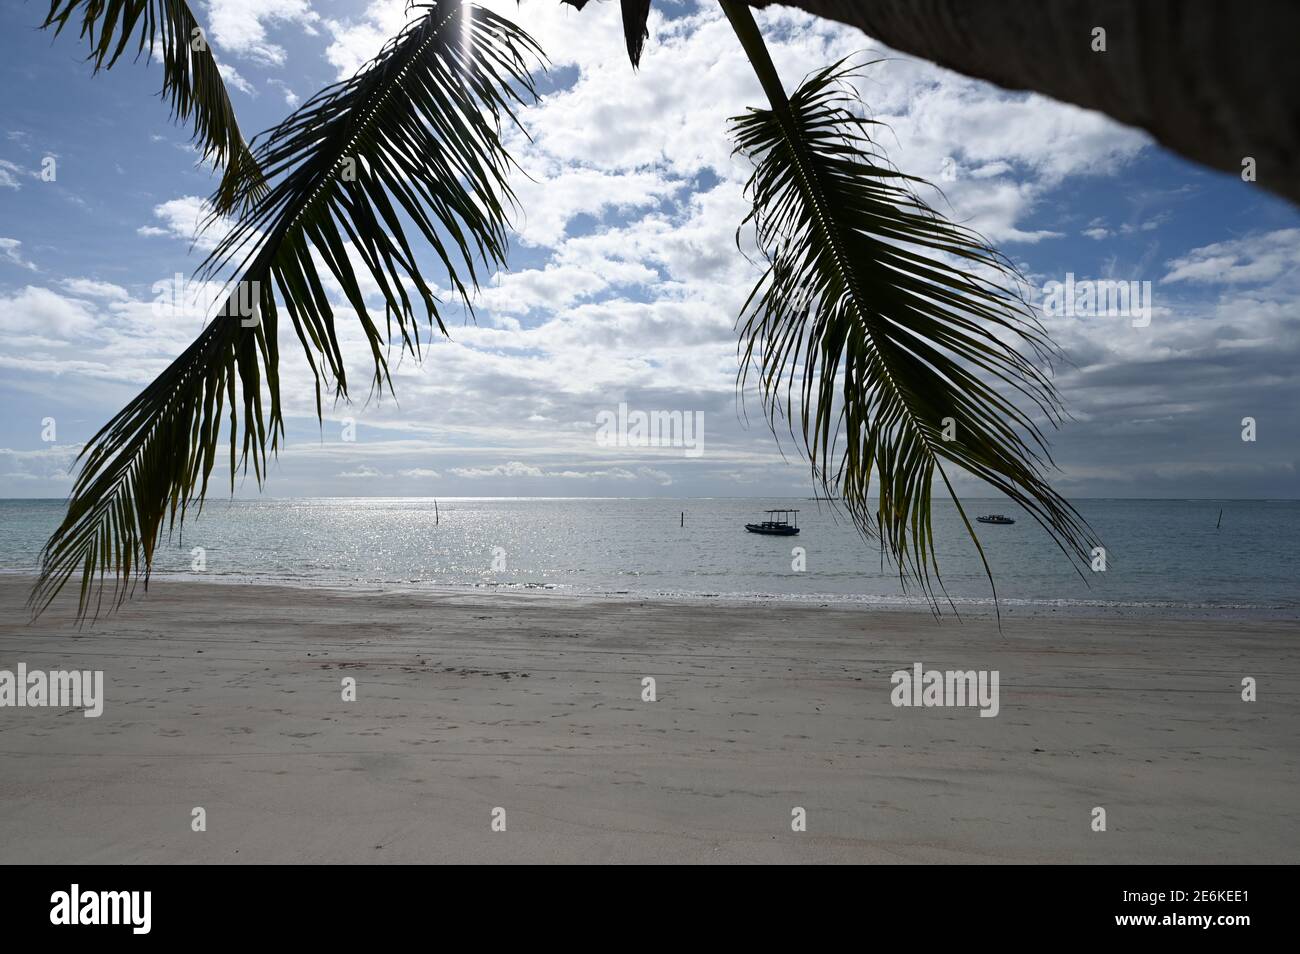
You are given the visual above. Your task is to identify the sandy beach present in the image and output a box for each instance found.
[1,574,1297,864]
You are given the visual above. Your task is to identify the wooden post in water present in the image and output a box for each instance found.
[681,511,684,528]
[435,499,440,525]
[1216,508,1223,529]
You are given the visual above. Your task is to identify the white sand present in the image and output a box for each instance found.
[1,575,1297,863]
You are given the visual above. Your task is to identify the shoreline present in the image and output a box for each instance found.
[3,568,1294,623]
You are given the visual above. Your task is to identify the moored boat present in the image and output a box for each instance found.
[745,509,800,535]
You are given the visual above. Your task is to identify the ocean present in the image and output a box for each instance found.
[1,497,1296,616]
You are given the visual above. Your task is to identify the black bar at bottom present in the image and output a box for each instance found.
[4,865,1283,939]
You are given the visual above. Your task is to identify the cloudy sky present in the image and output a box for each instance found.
[1,0,1297,501]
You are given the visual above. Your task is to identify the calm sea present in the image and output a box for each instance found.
[1,497,1296,617]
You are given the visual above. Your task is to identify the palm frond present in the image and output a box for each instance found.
[31,2,543,618]
[722,2,1095,607]
[41,0,266,214]
[558,0,650,67]
[620,0,652,68]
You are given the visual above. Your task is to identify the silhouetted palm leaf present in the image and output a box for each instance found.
[41,0,266,213]
[559,0,651,68]
[722,3,1095,606]
[620,1,652,67]
[31,2,542,617]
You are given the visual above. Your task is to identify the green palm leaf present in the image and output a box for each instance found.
[722,2,1095,607]
[31,1,543,618]
[41,0,266,213]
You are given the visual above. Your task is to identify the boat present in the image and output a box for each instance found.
[976,514,1015,525]
[745,509,800,535]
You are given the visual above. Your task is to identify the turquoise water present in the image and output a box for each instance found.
[1,497,1297,615]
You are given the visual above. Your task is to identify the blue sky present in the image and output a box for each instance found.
[2,0,1298,500]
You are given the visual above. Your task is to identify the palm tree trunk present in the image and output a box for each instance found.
[752,0,1300,205]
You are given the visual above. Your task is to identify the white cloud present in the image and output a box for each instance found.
[0,159,24,190]
[476,257,659,317]
[639,466,673,485]
[268,79,300,107]
[337,465,387,478]
[214,58,256,96]
[205,0,321,66]
[60,278,130,300]
[0,286,97,336]
[510,167,683,248]
[1162,229,1300,285]
[136,196,229,251]
[323,0,414,77]
[444,460,643,482]
[0,237,37,270]
[0,445,80,483]
[450,461,546,479]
